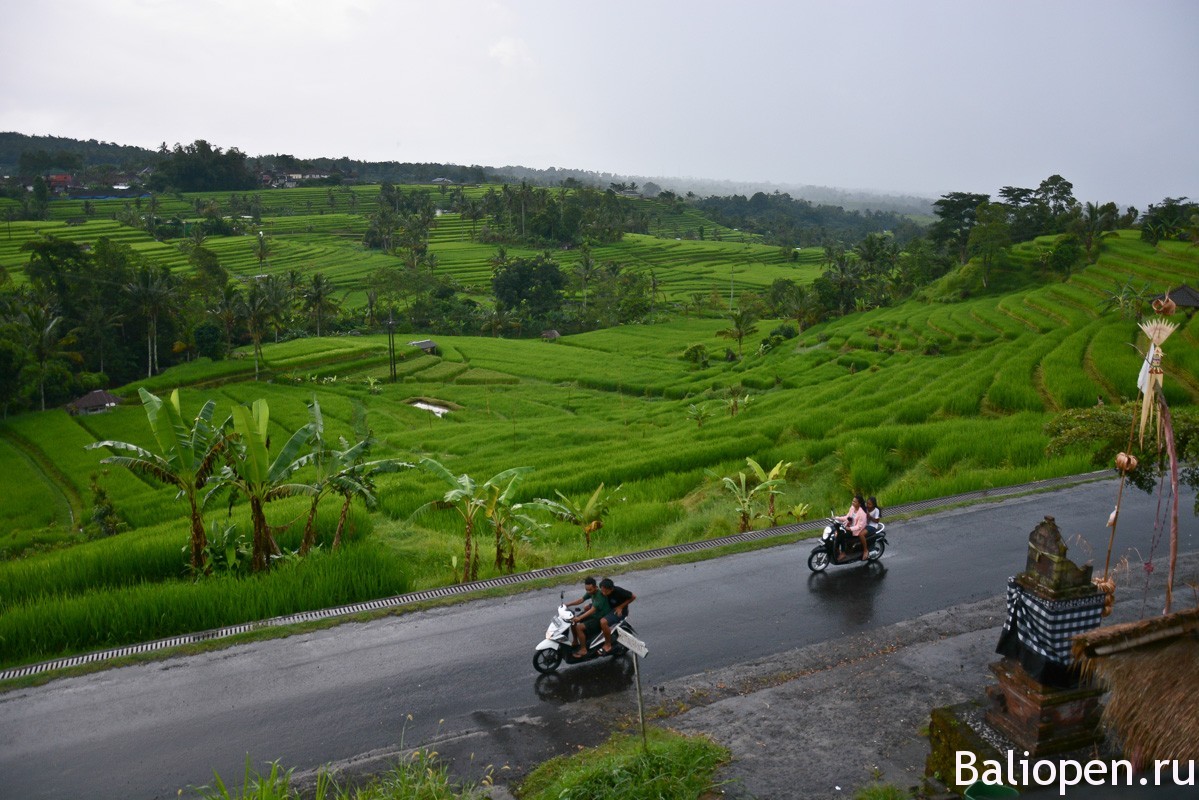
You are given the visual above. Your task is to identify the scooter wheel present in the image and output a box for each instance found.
[867,539,886,561]
[807,547,830,572]
[533,648,563,674]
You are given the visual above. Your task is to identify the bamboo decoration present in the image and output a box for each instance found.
[1135,318,1177,448]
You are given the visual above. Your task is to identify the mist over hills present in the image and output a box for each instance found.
[0,131,934,216]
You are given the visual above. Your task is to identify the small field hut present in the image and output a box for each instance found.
[66,389,123,416]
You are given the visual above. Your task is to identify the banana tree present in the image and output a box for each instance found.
[746,457,792,526]
[299,397,412,554]
[709,469,784,532]
[480,469,536,572]
[534,482,622,552]
[413,458,532,583]
[210,398,317,572]
[87,388,228,574]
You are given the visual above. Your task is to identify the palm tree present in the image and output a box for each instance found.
[260,274,293,342]
[241,280,272,379]
[413,458,532,582]
[87,389,228,573]
[76,302,122,374]
[209,281,242,355]
[16,301,82,411]
[716,308,759,359]
[210,399,317,572]
[574,245,598,315]
[1072,201,1118,261]
[301,272,340,336]
[533,482,621,552]
[126,265,178,377]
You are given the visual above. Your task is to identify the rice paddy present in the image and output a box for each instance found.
[0,194,1196,671]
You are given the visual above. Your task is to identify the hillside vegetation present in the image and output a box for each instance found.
[0,210,1195,669]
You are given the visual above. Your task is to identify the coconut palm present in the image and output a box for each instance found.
[241,280,272,380]
[210,399,317,572]
[125,264,178,377]
[87,388,228,573]
[716,308,759,359]
[16,301,81,411]
[208,281,243,355]
[301,272,339,336]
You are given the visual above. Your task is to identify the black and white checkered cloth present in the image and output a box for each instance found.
[1000,577,1105,665]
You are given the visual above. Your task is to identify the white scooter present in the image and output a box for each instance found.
[533,597,637,674]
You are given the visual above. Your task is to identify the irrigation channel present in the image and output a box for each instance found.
[0,470,1112,682]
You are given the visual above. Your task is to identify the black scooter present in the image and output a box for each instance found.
[807,517,887,572]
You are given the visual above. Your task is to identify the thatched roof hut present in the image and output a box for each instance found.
[1072,607,1199,762]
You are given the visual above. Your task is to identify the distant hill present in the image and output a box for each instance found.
[0,132,159,174]
[0,131,934,215]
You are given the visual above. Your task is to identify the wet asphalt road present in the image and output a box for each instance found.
[1,478,1194,799]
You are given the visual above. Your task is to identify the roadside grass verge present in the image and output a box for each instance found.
[518,727,729,800]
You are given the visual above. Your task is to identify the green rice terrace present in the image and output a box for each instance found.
[0,184,1196,673]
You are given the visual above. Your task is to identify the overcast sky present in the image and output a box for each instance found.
[2,0,1195,209]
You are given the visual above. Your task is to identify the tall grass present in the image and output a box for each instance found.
[0,543,408,667]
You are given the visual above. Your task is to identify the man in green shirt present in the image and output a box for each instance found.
[565,576,610,657]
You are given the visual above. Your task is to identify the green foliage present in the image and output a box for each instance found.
[84,472,126,539]
[193,749,485,800]
[853,783,913,800]
[0,222,1197,671]
[0,542,408,667]
[519,728,728,800]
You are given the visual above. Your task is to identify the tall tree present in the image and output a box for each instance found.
[967,202,1012,288]
[301,272,340,336]
[126,265,178,377]
[930,191,989,264]
[16,301,81,411]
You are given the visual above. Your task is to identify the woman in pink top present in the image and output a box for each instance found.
[838,494,869,561]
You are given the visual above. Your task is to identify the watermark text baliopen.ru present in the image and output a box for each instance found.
[957,751,1196,795]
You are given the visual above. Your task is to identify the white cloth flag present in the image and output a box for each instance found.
[1137,342,1155,394]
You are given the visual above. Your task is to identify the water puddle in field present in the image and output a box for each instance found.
[410,401,450,417]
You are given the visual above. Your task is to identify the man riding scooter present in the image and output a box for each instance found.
[564,576,609,658]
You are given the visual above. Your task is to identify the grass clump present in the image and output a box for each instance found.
[517,728,728,800]
[194,750,491,799]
